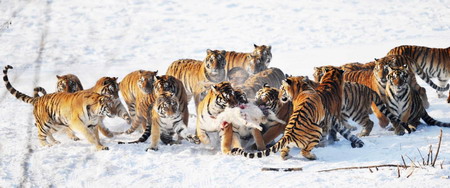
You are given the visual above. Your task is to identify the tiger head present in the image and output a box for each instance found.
[210,81,238,108]
[137,70,158,94]
[154,75,179,94]
[387,65,410,91]
[85,93,114,118]
[246,54,266,74]
[234,88,248,104]
[204,49,227,82]
[280,76,314,103]
[313,65,343,83]
[94,77,120,99]
[56,74,83,93]
[154,92,180,118]
[253,44,272,68]
[255,84,280,110]
[227,67,249,85]
[373,57,395,86]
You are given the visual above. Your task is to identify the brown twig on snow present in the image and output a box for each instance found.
[417,148,425,165]
[261,167,303,172]
[317,164,411,172]
[441,159,445,170]
[405,155,417,168]
[397,165,401,178]
[427,145,432,165]
[406,166,415,178]
[432,129,443,167]
[401,155,407,169]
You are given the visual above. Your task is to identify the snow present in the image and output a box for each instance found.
[0,0,449,187]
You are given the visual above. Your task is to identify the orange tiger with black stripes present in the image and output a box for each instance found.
[3,65,113,150]
[118,75,199,150]
[387,45,450,99]
[166,49,227,107]
[232,67,364,160]
[224,44,272,75]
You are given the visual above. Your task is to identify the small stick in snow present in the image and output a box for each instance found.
[375,167,379,171]
[369,168,373,173]
[427,145,431,165]
[401,155,407,169]
[406,166,415,178]
[405,155,416,168]
[417,148,425,165]
[441,159,445,169]
[397,165,401,178]
[261,167,303,172]
[432,129,443,167]
[317,164,412,172]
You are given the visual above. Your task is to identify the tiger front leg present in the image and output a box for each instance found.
[175,122,200,144]
[252,129,266,151]
[97,119,114,138]
[125,116,144,134]
[64,127,80,141]
[70,122,109,151]
[146,122,160,151]
[196,120,211,145]
[301,142,318,160]
[220,124,233,154]
[372,103,390,128]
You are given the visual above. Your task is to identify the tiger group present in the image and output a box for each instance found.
[3,44,450,160]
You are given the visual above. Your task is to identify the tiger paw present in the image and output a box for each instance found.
[97,146,109,151]
[407,125,416,132]
[71,136,80,141]
[146,147,158,152]
[186,135,201,144]
[351,140,364,148]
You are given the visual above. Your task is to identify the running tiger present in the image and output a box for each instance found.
[119,70,158,134]
[3,65,113,150]
[166,49,227,107]
[385,65,450,135]
[387,45,450,98]
[232,67,364,160]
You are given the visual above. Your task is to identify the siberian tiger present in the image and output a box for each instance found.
[119,70,158,134]
[252,44,272,68]
[196,82,238,153]
[227,67,250,86]
[224,44,271,75]
[32,74,83,97]
[166,49,227,107]
[385,65,450,135]
[339,61,375,72]
[232,68,364,160]
[3,65,113,150]
[234,67,286,99]
[387,45,450,98]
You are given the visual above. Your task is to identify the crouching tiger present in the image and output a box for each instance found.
[3,65,113,150]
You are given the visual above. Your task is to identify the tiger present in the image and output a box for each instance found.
[224,44,272,75]
[166,49,227,107]
[32,74,84,97]
[232,67,364,160]
[234,67,286,99]
[119,70,158,134]
[251,84,292,150]
[314,57,394,128]
[339,61,375,72]
[304,73,411,136]
[227,67,250,86]
[195,81,238,153]
[385,65,450,135]
[387,45,450,98]
[3,65,113,150]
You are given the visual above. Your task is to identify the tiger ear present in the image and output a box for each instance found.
[268,45,271,51]
[56,75,62,79]
[303,76,310,81]
[285,74,291,78]
[374,58,380,62]
[221,50,226,56]
[282,79,292,85]
[206,49,212,54]
[103,79,109,86]
[154,70,158,75]
[254,44,258,48]
[113,77,118,81]
[211,85,218,92]
[314,67,320,71]
[263,83,270,88]
[156,76,161,80]
[138,70,144,74]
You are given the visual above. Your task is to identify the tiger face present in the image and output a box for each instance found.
[87,95,114,118]
[205,49,227,82]
[154,75,178,94]
[373,57,394,85]
[387,66,410,91]
[137,70,158,94]
[211,81,238,108]
[279,76,313,103]
[95,77,120,98]
[56,74,83,93]
[155,92,179,118]
[234,89,248,104]
[313,65,341,83]
[255,84,279,109]
[247,54,266,74]
[253,44,272,67]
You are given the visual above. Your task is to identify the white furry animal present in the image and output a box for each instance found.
[216,103,286,133]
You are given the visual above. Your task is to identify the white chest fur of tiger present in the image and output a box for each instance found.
[166,49,227,107]
[387,45,450,99]
[3,65,114,151]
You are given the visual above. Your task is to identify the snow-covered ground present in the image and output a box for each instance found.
[0,0,449,187]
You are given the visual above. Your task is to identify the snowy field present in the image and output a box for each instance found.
[1,0,449,187]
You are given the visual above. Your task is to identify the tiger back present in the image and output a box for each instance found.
[387,45,450,98]
[3,65,113,150]
[166,49,227,107]
[234,67,286,99]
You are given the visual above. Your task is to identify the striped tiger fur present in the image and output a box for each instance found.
[119,70,158,134]
[387,45,450,98]
[227,67,250,86]
[234,67,286,99]
[252,84,293,150]
[196,82,238,153]
[385,66,450,135]
[3,65,113,150]
[32,74,83,97]
[339,61,375,72]
[232,67,364,160]
[166,49,227,107]
[224,44,272,75]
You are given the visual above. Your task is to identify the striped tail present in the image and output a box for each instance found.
[231,135,289,159]
[117,123,151,144]
[332,118,364,148]
[422,112,450,127]
[3,65,35,104]
[371,91,412,133]
[415,65,449,91]
[33,86,47,97]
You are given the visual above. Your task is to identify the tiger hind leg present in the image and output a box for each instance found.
[354,115,374,137]
[71,123,109,151]
[97,121,114,138]
[280,146,291,160]
[301,143,318,160]
[36,123,51,147]
[64,127,80,141]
